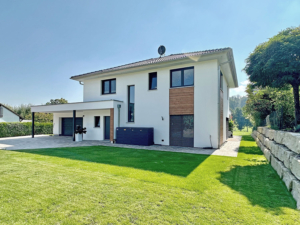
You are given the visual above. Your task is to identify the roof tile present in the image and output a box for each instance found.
[70,47,230,79]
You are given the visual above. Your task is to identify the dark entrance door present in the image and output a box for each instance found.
[170,115,194,147]
[104,116,110,140]
[61,118,83,136]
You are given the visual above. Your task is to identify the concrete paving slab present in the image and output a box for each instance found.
[0,135,241,157]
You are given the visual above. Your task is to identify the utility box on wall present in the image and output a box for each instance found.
[116,127,154,146]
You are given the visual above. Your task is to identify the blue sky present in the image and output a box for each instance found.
[1,0,299,106]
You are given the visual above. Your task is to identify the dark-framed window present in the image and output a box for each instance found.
[220,71,223,90]
[102,79,116,94]
[0,106,3,118]
[128,85,135,122]
[149,72,157,90]
[94,116,100,127]
[170,67,194,88]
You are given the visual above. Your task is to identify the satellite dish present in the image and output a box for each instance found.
[158,45,166,57]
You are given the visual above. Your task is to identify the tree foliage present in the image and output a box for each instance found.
[232,107,251,130]
[46,98,68,105]
[243,84,295,129]
[229,95,247,112]
[244,26,300,125]
[229,95,251,130]
[4,98,68,123]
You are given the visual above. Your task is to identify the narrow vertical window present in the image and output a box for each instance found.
[220,71,223,90]
[0,106,3,118]
[94,116,100,127]
[149,72,157,90]
[128,85,135,122]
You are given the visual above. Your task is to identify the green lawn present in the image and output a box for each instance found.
[0,133,299,224]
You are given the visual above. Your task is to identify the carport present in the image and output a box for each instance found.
[31,100,123,141]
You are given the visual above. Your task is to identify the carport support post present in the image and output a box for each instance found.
[73,110,76,141]
[32,112,35,138]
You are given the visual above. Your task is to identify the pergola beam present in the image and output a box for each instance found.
[73,110,76,141]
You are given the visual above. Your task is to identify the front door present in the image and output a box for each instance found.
[104,116,110,140]
[170,115,194,147]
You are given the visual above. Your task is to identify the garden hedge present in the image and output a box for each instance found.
[0,122,53,138]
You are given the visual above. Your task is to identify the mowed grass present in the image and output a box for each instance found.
[0,133,299,224]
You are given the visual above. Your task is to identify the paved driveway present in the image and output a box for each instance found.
[0,135,241,157]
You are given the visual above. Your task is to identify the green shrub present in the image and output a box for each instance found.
[228,119,235,132]
[0,122,53,138]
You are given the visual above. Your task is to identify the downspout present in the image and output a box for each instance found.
[117,104,121,127]
[218,66,221,148]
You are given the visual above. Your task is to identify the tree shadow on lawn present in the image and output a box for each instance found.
[15,146,210,177]
[219,163,297,211]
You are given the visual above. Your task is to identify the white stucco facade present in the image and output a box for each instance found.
[0,106,21,122]
[31,48,237,148]
[52,110,112,141]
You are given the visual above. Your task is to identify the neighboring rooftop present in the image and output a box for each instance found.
[70,47,232,80]
[0,103,24,121]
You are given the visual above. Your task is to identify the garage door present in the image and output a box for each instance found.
[61,118,83,136]
[170,115,194,147]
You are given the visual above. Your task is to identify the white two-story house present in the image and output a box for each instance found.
[31,47,238,148]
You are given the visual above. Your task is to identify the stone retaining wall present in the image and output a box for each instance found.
[252,127,300,209]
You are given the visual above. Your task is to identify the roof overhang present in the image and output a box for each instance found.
[218,50,238,88]
[70,48,238,88]
[31,100,123,113]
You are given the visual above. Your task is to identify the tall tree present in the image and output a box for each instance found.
[229,95,248,111]
[244,26,300,125]
[232,108,251,130]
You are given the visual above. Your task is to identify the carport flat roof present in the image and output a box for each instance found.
[31,100,123,113]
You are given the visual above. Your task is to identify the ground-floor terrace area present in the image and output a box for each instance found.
[0,135,241,157]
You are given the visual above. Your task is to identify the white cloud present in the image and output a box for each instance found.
[230,79,250,97]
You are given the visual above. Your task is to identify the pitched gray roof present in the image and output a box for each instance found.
[70,47,231,80]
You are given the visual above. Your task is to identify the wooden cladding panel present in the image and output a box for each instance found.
[169,87,194,115]
[110,108,114,142]
[220,90,224,145]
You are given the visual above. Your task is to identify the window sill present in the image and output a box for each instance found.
[170,85,194,89]
[126,122,135,124]
[101,93,116,96]
[148,89,157,91]
[94,127,100,128]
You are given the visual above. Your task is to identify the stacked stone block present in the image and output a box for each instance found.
[252,128,300,209]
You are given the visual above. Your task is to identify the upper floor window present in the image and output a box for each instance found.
[102,79,116,95]
[149,72,157,90]
[170,67,194,88]
[0,106,3,118]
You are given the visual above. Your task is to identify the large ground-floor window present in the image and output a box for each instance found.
[170,115,194,147]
